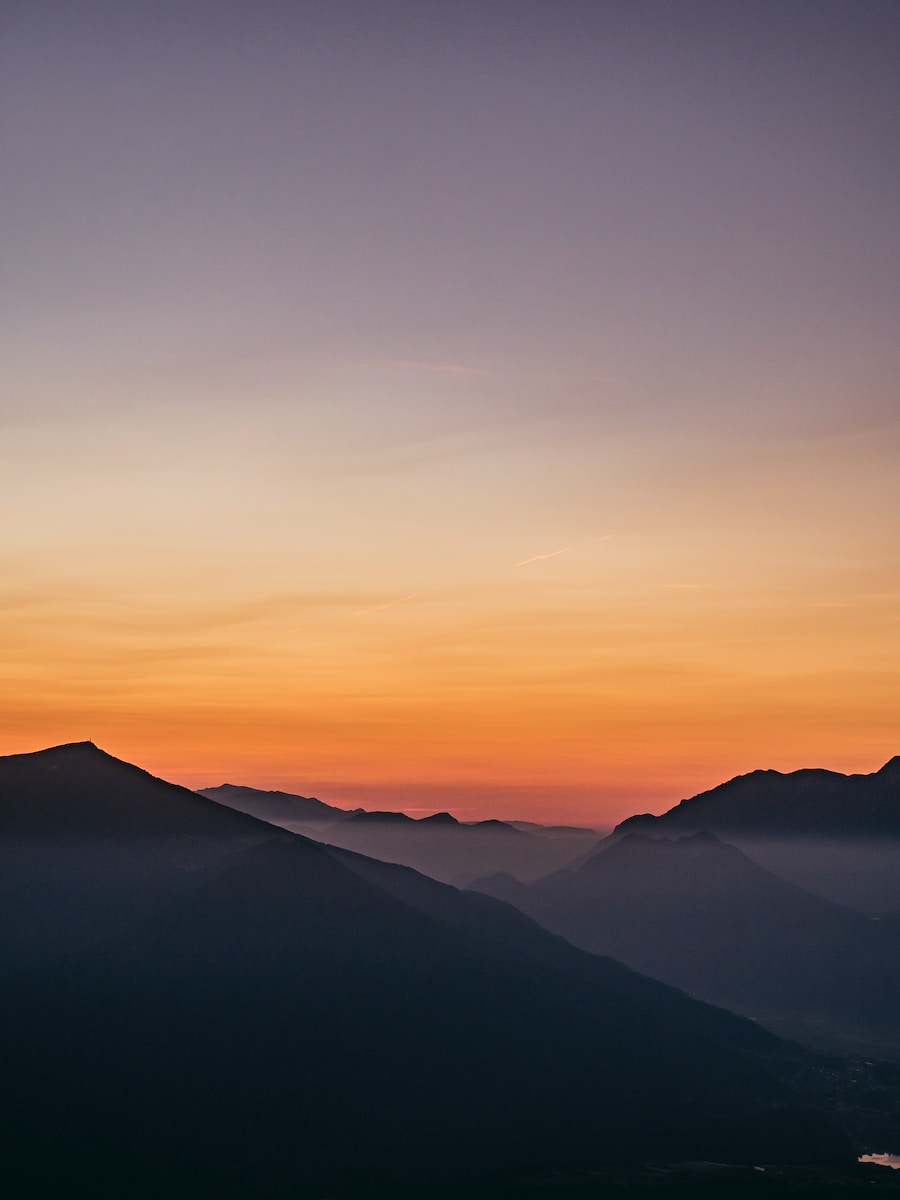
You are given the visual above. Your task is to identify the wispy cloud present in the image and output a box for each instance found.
[356,593,419,616]
[515,547,572,567]
[515,535,614,568]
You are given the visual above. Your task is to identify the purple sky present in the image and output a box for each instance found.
[2,1,899,820]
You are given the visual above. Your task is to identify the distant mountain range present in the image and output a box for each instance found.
[614,759,900,913]
[472,830,900,1058]
[199,782,357,827]
[618,758,900,839]
[200,782,601,884]
[1,743,852,1196]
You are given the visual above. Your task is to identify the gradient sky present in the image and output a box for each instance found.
[2,0,898,824]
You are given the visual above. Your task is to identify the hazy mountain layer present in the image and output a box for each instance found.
[472,831,900,1056]
[199,782,357,826]
[612,759,900,913]
[202,782,600,883]
[1,744,849,1196]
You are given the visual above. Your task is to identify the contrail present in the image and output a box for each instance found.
[515,547,572,567]
[356,593,418,615]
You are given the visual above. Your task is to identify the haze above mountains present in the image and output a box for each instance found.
[4,741,889,1197]
[199,782,602,885]
[466,760,900,1058]
[206,759,900,1058]
[473,830,900,1058]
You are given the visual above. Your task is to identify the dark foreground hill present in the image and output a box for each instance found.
[0,742,271,839]
[0,742,273,975]
[615,760,900,913]
[202,782,600,884]
[0,744,852,1197]
[471,831,900,1057]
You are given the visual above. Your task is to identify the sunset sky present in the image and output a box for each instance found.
[2,0,898,825]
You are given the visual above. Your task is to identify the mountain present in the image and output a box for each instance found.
[199,782,357,827]
[201,783,601,884]
[0,742,273,975]
[314,808,599,884]
[508,819,603,838]
[612,759,900,913]
[471,831,900,1057]
[0,744,850,1196]
[617,759,900,840]
[0,742,271,839]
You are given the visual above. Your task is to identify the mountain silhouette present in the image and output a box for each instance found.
[612,759,900,913]
[0,743,850,1196]
[313,808,598,884]
[1,742,270,838]
[199,781,357,827]
[202,782,600,884]
[471,831,900,1056]
[0,742,274,975]
[617,759,900,839]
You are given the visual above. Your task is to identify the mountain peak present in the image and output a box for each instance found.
[32,740,102,756]
[419,811,458,826]
[613,759,900,839]
[613,812,658,834]
[345,810,414,826]
[0,742,272,839]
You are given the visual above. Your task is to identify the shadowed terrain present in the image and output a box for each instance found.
[471,831,900,1057]
[0,743,854,1197]
[616,760,900,914]
[201,782,600,884]
[199,781,359,827]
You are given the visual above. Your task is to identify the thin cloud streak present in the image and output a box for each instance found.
[356,593,419,616]
[515,548,572,567]
[516,536,614,568]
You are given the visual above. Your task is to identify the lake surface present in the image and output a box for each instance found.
[859,1154,900,1169]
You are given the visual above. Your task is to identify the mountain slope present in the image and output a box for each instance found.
[199,782,355,827]
[613,759,900,913]
[309,807,598,884]
[203,782,600,883]
[0,742,272,838]
[471,831,900,1056]
[618,759,900,839]
[0,744,849,1196]
[0,742,275,975]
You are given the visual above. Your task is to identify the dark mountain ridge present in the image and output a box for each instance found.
[0,742,275,975]
[1,742,269,838]
[618,758,900,840]
[202,780,600,884]
[613,758,900,913]
[0,743,852,1196]
[199,781,355,827]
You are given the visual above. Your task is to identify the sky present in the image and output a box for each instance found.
[2,0,898,825]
